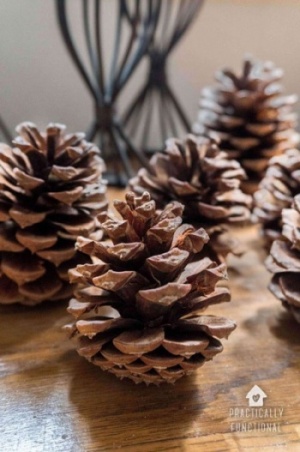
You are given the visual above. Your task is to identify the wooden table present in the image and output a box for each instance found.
[1,189,299,451]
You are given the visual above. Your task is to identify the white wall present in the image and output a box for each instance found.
[1,0,300,137]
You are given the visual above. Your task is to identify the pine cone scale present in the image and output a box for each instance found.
[162,334,209,356]
[113,328,165,355]
[15,228,57,253]
[0,226,25,252]
[36,243,76,267]
[101,344,139,365]
[0,274,22,304]
[1,252,45,283]
[19,272,63,302]
[279,274,300,306]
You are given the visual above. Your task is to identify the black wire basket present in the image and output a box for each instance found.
[56,0,161,186]
[123,0,204,154]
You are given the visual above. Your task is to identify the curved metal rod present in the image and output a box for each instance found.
[122,0,204,153]
[107,1,123,101]
[165,83,190,130]
[94,0,105,94]
[115,121,150,170]
[154,0,204,57]
[156,0,172,53]
[55,0,162,185]
[114,0,161,98]
[83,1,97,83]
[55,0,98,101]
[141,87,154,149]
[158,86,168,144]
[167,1,204,53]
[109,127,134,179]
[123,83,148,127]
[162,88,178,137]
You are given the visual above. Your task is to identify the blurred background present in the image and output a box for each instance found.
[1,0,300,136]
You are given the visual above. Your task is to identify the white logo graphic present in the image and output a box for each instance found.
[246,385,267,407]
[229,384,283,433]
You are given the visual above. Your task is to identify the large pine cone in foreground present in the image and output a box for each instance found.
[129,135,252,262]
[266,194,300,323]
[254,149,300,246]
[65,192,236,385]
[0,122,107,305]
[193,57,299,194]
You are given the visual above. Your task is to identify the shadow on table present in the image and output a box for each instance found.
[269,310,300,346]
[242,306,274,331]
[68,356,205,451]
[0,301,68,351]
[233,305,300,382]
[242,303,300,347]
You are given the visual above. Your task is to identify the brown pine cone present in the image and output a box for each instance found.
[129,134,252,262]
[254,148,300,246]
[0,122,108,306]
[65,192,236,385]
[266,194,300,323]
[193,56,299,195]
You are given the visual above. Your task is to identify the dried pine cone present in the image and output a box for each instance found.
[254,148,300,245]
[65,192,236,385]
[0,122,107,305]
[193,56,299,194]
[266,194,300,323]
[129,134,252,262]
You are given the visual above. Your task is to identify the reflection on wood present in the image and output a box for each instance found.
[0,193,299,450]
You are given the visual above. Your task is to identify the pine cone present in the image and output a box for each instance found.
[66,192,236,385]
[254,148,300,245]
[0,122,107,305]
[129,134,252,262]
[193,56,299,194]
[266,194,300,323]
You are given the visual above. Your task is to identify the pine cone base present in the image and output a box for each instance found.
[66,317,232,385]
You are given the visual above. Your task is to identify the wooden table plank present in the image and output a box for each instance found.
[0,197,299,451]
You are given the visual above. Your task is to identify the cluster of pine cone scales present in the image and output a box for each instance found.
[0,122,107,305]
[129,135,252,261]
[254,148,300,245]
[66,192,236,385]
[193,57,299,194]
[266,195,300,323]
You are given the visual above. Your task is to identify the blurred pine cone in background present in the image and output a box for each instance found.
[129,135,252,262]
[193,56,299,195]
[254,149,300,247]
[66,192,236,385]
[0,122,107,305]
[266,194,300,323]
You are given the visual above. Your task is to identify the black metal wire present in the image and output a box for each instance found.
[56,0,98,100]
[55,0,161,186]
[123,0,204,154]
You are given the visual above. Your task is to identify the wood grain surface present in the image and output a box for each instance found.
[0,189,299,452]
